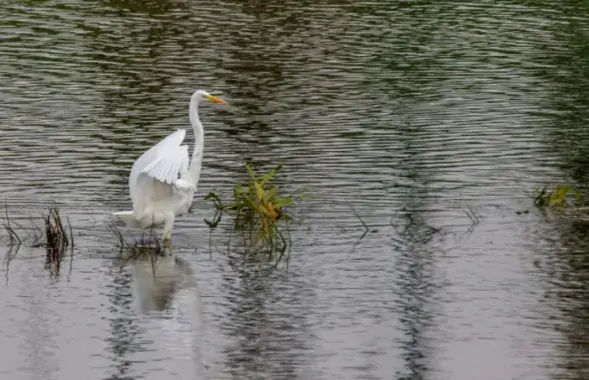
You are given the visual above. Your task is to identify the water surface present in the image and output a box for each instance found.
[2,1,589,379]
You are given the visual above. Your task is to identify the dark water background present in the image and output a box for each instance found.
[3,0,589,379]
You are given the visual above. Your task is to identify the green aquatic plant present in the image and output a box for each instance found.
[204,162,304,257]
[532,184,584,211]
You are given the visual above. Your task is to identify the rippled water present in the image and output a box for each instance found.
[3,0,589,379]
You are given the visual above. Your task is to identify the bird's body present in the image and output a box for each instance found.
[113,89,227,241]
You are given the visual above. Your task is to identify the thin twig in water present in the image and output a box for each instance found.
[464,205,479,225]
[4,223,21,247]
[273,226,288,268]
[66,216,74,254]
[28,210,43,246]
[465,206,479,224]
[68,244,74,280]
[66,216,74,280]
[284,219,292,271]
[4,200,21,248]
[108,223,126,256]
[56,205,69,251]
[462,205,480,236]
[350,205,369,240]
[4,241,22,285]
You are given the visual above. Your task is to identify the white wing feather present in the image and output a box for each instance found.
[141,145,189,185]
[129,129,190,212]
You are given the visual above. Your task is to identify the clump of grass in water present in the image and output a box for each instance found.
[43,204,73,272]
[109,222,167,265]
[528,183,589,222]
[205,162,303,260]
[3,202,74,276]
[532,184,584,211]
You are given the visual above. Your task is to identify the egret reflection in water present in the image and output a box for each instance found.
[131,254,197,313]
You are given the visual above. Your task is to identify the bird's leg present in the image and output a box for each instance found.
[162,212,175,245]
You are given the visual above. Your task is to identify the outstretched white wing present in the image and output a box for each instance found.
[141,145,189,185]
[129,129,190,213]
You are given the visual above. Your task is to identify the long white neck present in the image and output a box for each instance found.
[188,96,204,187]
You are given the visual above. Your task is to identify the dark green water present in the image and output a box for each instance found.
[2,0,589,379]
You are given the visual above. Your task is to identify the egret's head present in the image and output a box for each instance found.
[193,89,227,104]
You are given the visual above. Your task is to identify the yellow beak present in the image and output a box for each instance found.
[205,94,227,104]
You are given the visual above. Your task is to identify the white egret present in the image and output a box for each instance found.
[113,89,227,242]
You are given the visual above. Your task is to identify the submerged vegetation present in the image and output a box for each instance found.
[204,162,304,261]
